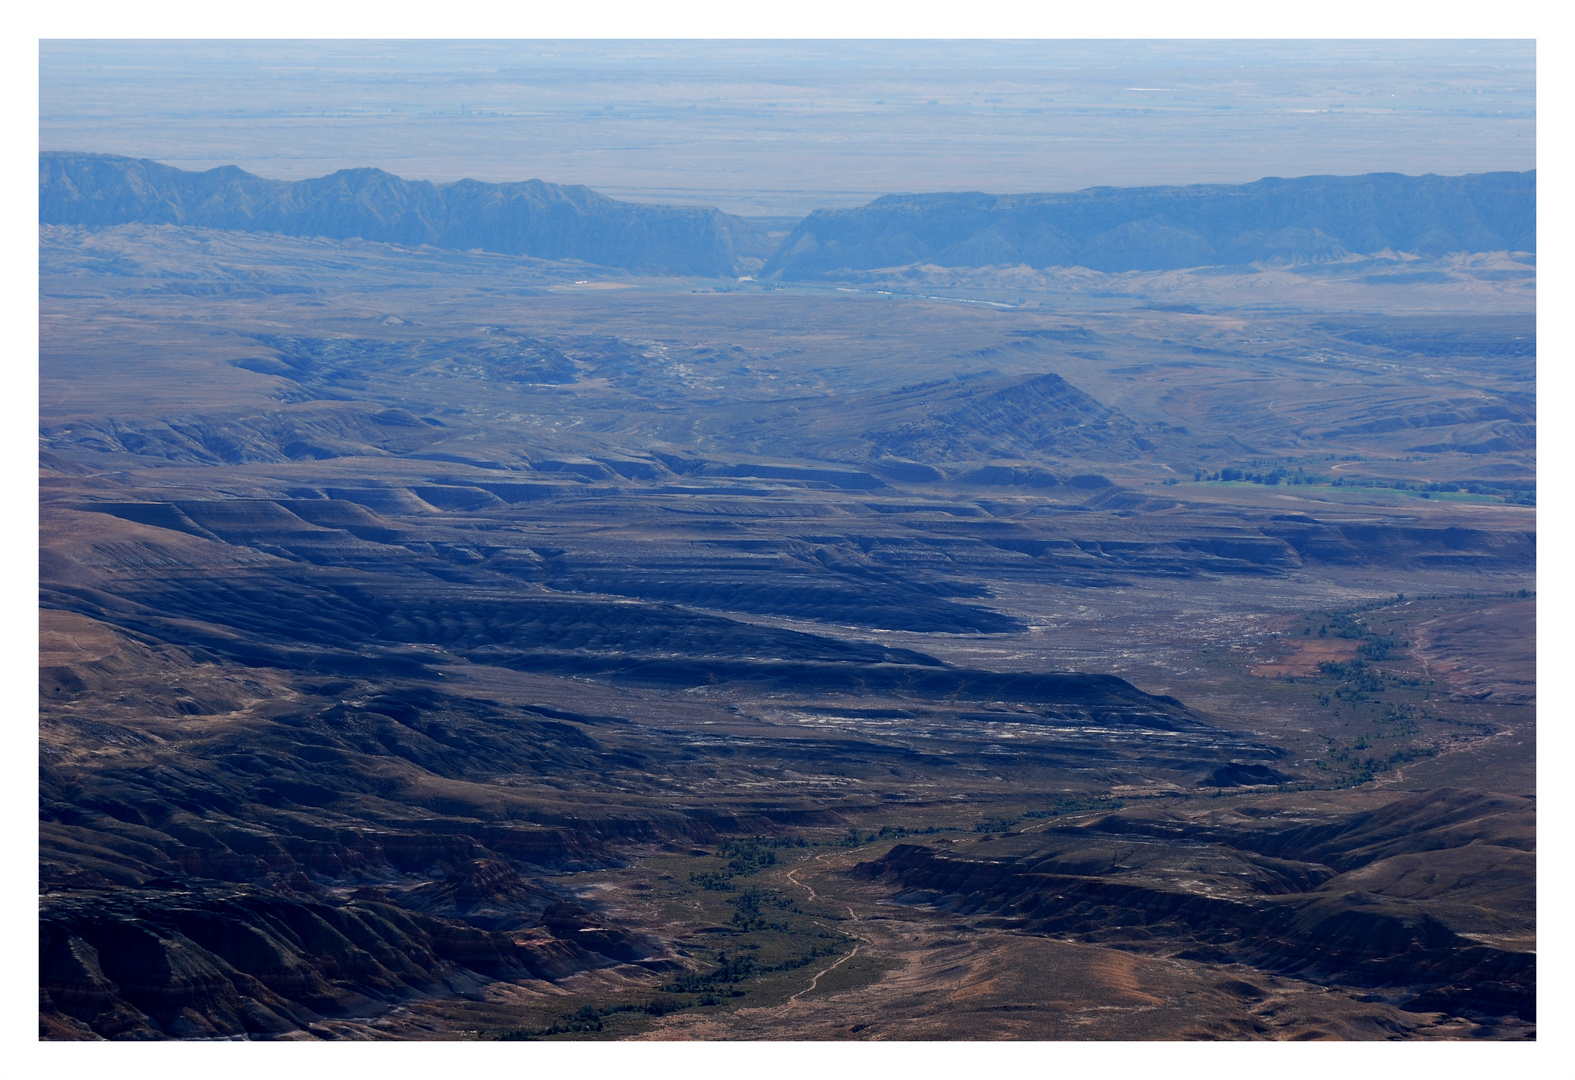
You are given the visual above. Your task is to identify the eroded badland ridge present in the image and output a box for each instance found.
[39,163,1534,1040]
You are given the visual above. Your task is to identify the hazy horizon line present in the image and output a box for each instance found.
[38,148,1538,218]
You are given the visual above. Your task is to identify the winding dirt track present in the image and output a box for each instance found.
[788,943,860,1004]
[784,867,815,901]
[784,857,866,1005]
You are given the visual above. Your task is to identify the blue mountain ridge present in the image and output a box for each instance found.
[762,172,1534,278]
[40,152,773,277]
[42,153,1533,278]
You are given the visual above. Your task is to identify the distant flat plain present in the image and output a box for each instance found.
[39,40,1536,216]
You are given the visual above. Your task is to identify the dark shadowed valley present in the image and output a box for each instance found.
[38,148,1535,1042]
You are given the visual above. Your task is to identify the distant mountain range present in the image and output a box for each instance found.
[39,152,774,277]
[762,172,1535,279]
[41,153,1534,278]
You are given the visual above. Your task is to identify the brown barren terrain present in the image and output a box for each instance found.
[39,225,1533,1040]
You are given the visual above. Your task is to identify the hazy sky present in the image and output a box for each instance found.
[40,40,1535,216]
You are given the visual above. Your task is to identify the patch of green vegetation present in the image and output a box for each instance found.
[662,941,848,996]
[874,823,951,839]
[1315,737,1442,787]
[1317,659,1388,700]
[1291,609,1422,705]
[828,824,956,847]
[1266,595,1519,790]
[1027,795,1127,817]
[794,950,902,1000]
[977,797,1127,832]
[1200,467,1534,504]
[724,834,804,869]
[492,993,719,1040]
[688,834,809,891]
[727,887,799,931]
